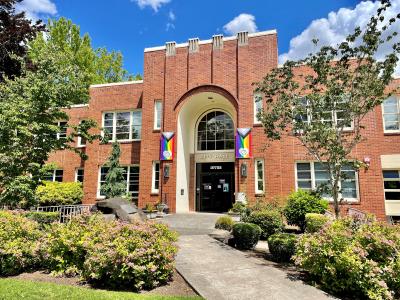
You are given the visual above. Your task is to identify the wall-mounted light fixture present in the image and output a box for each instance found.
[163,164,170,178]
[240,163,247,177]
[363,157,371,169]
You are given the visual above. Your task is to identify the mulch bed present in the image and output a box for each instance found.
[9,269,198,297]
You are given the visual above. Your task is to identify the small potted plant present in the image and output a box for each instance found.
[143,203,157,219]
[228,202,246,222]
[156,200,167,217]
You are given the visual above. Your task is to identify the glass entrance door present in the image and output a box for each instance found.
[196,163,234,212]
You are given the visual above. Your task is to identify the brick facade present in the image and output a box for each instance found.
[47,30,400,220]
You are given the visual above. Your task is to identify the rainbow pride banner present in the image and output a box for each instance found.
[160,132,175,161]
[236,128,252,159]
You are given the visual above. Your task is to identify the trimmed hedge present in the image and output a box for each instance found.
[232,222,261,250]
[305,213,329,233]
[268,233,297,262]
[36,181,83,206]
[25,211,60,225]
[243,210,284,239]
[283,190,328,231]
[215,216,234,231]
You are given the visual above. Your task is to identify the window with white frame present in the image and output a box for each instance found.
[152,161,160,193]
[75,168,84,184]
[294,97,353,130]
[43,169,63,182]
[255,159,265,194]
[295,162,359,200]
[383,170,400,201]
[382,96,400,132]
[98,165,140,201]
[56,121,67,140]
[77,120,87,147]
[102,111,142,141]
[154,100,162,130]
[254,94,263,124]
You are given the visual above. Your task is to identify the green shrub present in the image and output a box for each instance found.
[305,213,330,233]
[283,190,328,231]
[232,222,261,250]
[294,218,400,300]
[41,214,178,290]
[268,233,297,262]
[25,211,60,225]
[0,211,43,275]
[229,202,246,214]
[36,181,83,206]
[243,210,284,239]
[215,216,234,231]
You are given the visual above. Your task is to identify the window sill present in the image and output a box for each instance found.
[255,193,265,197]
[153,129,161,133]
[253,123,262,127]
[384,131,400,136]
[150,192,159,196]
[104,140,142,144]
[76,145,86,148]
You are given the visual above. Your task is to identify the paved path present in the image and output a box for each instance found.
[160,213,335,300]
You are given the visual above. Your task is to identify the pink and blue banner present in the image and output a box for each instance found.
[236,128,252,159]
[160,132,175,161]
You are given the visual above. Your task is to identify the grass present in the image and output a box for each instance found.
[0,278,201,300]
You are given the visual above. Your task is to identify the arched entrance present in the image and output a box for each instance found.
[175,87,237,213]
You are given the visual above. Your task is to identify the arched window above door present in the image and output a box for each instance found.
[197,111,234,151]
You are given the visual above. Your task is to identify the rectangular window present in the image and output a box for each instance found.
[383,170,400,201]
[295,162,359,201]
[295,97,353,130]
[152,161,160,193]
[43,169,63,182]
[254,94,263,124]
[75,168,84,184]
[382,96,400,132]
[102,111,142,142]
[56,121,67,140]
[98,165,140,201]
[77,120,87,147]
[255,159,265,194]
[154,100,163,130]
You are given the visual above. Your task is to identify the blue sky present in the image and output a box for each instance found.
[17,0,399,76]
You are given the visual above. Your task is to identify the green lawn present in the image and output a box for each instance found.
[0,278,201,300]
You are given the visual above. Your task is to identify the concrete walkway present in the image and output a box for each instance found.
[160,213,335,300]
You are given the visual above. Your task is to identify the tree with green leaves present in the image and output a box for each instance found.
[0,0,45,81]
[256,0,400,218]
[28,18,133,95]
[100,142,126,199]
[0,46,100,208]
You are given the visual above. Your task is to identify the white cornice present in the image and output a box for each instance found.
[90,80,143,88]
[144,29,277,53]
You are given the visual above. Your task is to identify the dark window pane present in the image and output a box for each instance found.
[385,192,400,200]
[383,171,400,179]
[384,181,400,189]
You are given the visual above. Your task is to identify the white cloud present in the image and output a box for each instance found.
[132,0,170,12]
[168,10,175,21]
[15,0,57,21]
[279,0,400,71]
[223,13,258,36]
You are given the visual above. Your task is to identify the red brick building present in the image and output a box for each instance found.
[47,30,400,220]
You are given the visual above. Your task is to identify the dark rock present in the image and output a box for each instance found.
[95,197,146,222]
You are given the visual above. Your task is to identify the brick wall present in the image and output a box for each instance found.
[46,31,400,219]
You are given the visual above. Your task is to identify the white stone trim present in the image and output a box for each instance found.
[70,104,89,108]
[144,29,277,53]
[90,80,143,88]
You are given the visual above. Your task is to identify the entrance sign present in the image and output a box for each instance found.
[160,132,175,160]
[236,128,252,158]
[195,151,235,163]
